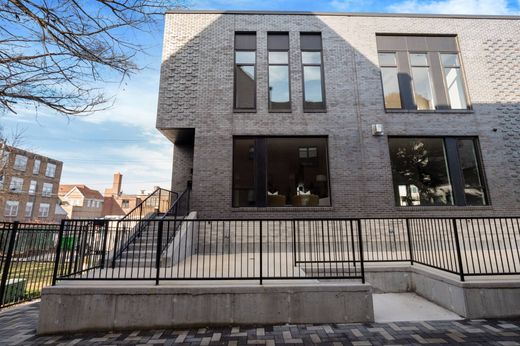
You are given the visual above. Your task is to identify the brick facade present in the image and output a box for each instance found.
[0,145,63,223]
[156,11,520,218]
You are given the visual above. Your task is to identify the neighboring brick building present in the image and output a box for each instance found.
[156,10,520,218]
[102,172,144,217]
[0,144,63,223]
[58,184,104,219]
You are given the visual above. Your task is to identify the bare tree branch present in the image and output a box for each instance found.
[0,0,186,116]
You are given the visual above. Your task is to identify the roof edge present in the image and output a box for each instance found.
[165,9,520,20]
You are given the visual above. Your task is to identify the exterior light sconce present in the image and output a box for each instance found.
[371,124,384,136]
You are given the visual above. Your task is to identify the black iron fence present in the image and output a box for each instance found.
[0,222,60,309]
[52,216,520,285]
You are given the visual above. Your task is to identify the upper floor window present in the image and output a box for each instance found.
[29,180,37,195]
[4,201,19,217]
[234,32,256,111]
[301,33,325,111]
[42,183,53,197]
[14,154,28,171]
[268,33,291,112]
[388,137,487,206]
[45,163,56,177]
[376,35,470,111]
[33,159,41,174]
[0,175,3,189]
[39,203,50,218]
[9,177,23,193]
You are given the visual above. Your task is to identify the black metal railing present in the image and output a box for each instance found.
[111,188,177,268]
[52,216,520,285]
[0,222,60,309]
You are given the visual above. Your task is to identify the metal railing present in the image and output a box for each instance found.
[52,216,520,285]
[0,222,60,309]
[111,188,177,268]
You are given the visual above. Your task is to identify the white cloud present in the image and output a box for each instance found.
[388,0,518,15]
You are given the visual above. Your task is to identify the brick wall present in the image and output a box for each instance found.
[157,12,520,218]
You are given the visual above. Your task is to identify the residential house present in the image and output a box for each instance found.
[102,172,144,217]
[156,10,520,218]
[59,184,104,219]
[0,144,63,223]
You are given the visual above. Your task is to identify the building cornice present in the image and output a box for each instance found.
[165,9,520,20]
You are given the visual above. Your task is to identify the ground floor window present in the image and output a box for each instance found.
[388,137,488,206]
[233,137,331,207]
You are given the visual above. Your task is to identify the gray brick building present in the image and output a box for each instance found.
[156,10,520,218]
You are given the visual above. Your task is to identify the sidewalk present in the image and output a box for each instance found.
[1,300,520,345]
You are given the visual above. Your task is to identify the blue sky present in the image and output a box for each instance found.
[3,0,520,194]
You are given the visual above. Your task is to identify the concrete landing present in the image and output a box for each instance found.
[373,293,462,322]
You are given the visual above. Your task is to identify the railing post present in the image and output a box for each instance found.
[405,218,414,265]
[356,219,365,284]
[452,218,465,282]
[111,222,120,269]
[0,221,19,306]
[156,220,163,286]
[292,220,297,265]
[259,221,263,285]
[100,220,109,269]
[52,220,65,285]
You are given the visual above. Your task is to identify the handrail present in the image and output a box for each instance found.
[159,186,191,253]
[118,187,177,223]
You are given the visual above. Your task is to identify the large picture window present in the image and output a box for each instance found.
[233,137,330,207]
[388,137,488,206]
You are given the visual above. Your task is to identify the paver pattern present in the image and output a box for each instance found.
[1,302,520,345]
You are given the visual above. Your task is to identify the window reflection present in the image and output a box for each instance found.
[457,139,486,205]
[410,53,435,110]
[389,138,453,206]
[441,53,468,109]
[268,50,290,111]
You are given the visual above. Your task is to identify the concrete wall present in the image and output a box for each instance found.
[156,11,520,218]
[38,283,374,334]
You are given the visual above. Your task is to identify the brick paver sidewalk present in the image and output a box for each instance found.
[1,302,520,345]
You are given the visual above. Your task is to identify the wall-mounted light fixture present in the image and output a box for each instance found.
[371,124,384,136]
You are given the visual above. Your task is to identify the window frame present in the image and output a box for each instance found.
[232,135,332,208]
[378,51,403,110]
[38,203,50,218]
[408,52,437,111]
[376,35,472,113]
[4,201,19,217]
[388,136,489,207]
[33,159,41,175]
[13,155,28,171]
[28,180,37,195]
[267,32,291,112]
[233,32,257,112]
[42,182,53,197]
[45,163,56,178]
[25,202,34,218]
[9,177,24,193]
[300,33,326,112]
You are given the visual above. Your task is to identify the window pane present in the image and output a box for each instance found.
[302,51,321,64]
[381,67,402,109]
[267,138,330,207]
[269,65,290,110]
[410,53,428,66]
[235,51,255,64]
[457,139,487,206]
[444,67,467,109]
[378,53,397,66]
[269,51,288,64]
[235,65,255,109]
[441,53,460,67]
[233,139,256,207]
[303,66,323,104]
[412,67,435,110]
[389,138,453,206]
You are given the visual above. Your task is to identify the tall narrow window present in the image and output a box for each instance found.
[233,138,256,207]
[378,52,402,109]
[33,159,41,174]
[268,33,290,111]
[441,54,468,110]
[410,53,435,110]
[28,180,37,195]
[25,202,33,218]
[301,33,325,111]
[234,33,256,111]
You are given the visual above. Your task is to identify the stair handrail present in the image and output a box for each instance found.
[159,186,191,253]
[111,187,178,268]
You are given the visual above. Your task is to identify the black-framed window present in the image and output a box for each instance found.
[301,33,326,111]
[388,137,488,207]
[268,33,291,111]
[234,32,256,111]
[376,35,470,111]
[233,137,331,207]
